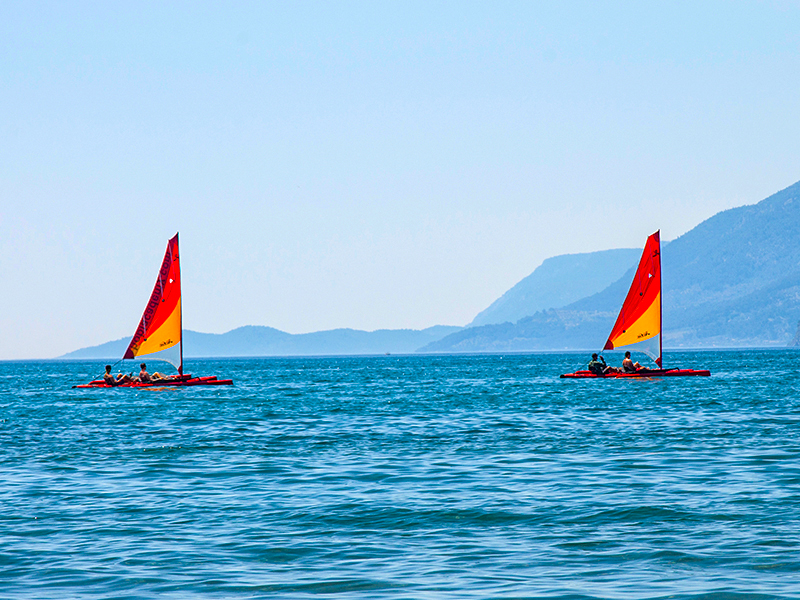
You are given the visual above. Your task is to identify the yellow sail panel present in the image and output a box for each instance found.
[605,292,660,349]
[130,299,182,357]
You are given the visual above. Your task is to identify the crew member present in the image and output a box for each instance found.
[139,363,170,381]
[588,353,615,375]
[622,351,642,373]
[103,365,133,386]
[139,363,152,382]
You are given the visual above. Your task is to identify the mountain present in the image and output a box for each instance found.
[60,325,462,359]
[470,248,641,327]
[422,180,800,353]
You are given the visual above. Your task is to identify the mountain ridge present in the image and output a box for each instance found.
[469,248,641,327]
[60,181,800,359]
[422,180,800,353]
[61,325,463,359]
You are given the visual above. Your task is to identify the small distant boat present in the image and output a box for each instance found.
[561,231,710,378]
[75,234,233,388]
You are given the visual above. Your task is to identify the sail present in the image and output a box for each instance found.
[603,231,662,367]
[123,234,183,373]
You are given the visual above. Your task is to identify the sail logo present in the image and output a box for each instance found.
[638,331,651,339]
[160,338,173,348]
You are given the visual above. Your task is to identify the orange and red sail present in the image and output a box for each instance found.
[123,234,183,373]
[603,231,662,367]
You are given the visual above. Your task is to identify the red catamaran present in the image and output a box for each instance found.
[561,231,709,378]
[75,234,233,388]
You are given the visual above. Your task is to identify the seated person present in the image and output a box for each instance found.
[139,363,152,382]
[103,365,133,386]
[621,351,643,373]
[588,353,617,375]
[139,363,171,381]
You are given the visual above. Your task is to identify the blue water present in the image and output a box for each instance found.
[2,350,800,599]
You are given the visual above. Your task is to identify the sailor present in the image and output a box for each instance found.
[622,351,642,373]
[139,363,152,382]
[103,365,133,386]
[139,363,170,381]
[588,353,613,375]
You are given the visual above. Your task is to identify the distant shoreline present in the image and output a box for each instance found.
[5,345,797,364]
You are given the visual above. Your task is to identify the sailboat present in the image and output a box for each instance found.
[561,231,710,378]
[75,234,233,388]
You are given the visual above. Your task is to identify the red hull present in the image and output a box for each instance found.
[560,368,710,379]
[73,374,233,388]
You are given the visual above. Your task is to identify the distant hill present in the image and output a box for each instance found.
[61,325,462,359]
[470,248,641,327]
[422,180,800,353]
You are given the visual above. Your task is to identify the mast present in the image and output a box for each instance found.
[177,232,183,376]
[657,230,663,368]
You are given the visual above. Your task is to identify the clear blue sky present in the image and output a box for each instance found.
[2,1,799,359]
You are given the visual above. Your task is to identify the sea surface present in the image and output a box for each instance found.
[2,350,800,599]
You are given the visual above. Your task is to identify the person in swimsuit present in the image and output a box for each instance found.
[103,365,133,386]
[139,363,152,383]
[139,363,171,381]
[622,351,642,373]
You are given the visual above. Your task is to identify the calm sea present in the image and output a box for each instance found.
[2,350,799,599]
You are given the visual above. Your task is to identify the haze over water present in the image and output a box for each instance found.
[3,350,799,598]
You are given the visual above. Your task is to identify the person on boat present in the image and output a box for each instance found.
[622,351,643,373]
[139,363,171,382]
[139,363,152,383]
[104,365,133,386]
[588,353,616,375]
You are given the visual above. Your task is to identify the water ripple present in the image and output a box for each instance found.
[2,350,800,598]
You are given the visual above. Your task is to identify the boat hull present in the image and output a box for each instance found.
[73,374,233,388]
[560,368,710,379]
